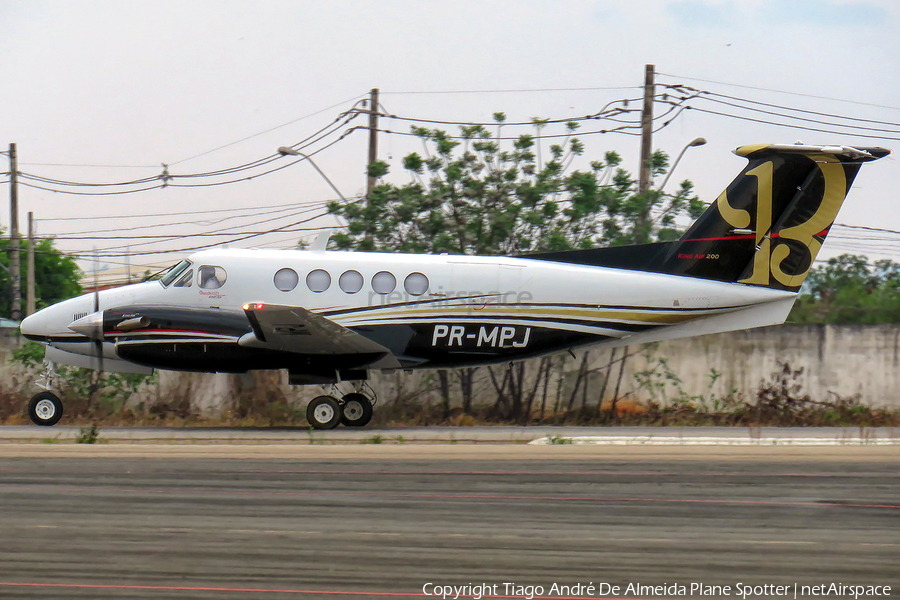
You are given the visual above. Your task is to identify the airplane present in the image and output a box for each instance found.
[20,143,889,429]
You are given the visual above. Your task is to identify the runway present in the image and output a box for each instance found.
[0,446,897,599]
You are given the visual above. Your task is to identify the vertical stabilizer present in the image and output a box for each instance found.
[665,144,889,290]
[523,144,889,291]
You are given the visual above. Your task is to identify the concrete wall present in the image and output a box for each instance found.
[614,324,900,408]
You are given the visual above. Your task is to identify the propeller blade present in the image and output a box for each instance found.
[93,248,103,375]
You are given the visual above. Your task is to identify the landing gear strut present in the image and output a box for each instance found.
[28,361,64,427]
[305,385,376,430]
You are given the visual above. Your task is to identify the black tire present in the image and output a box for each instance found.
[306,395,341,430]
[340,393,373,427]
[28,392,63,426]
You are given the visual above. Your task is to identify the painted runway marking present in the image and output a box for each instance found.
[1,483,898,510]
[3,467,899,479]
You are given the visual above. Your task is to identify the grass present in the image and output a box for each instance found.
[75,425,100,444]
[361,434,383,444]
[547,435,573,445]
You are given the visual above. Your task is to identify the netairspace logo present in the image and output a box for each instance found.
[422,582,893,600]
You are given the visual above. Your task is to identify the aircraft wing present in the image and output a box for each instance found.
[238,303,397,362]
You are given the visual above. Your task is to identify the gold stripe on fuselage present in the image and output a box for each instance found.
[332,304,735,327]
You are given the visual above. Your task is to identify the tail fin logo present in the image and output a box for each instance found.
[717,154,846,288]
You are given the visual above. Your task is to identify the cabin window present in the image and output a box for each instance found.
[306,269,331,293]
[173,269,193,288]
[372,271,396,294]
[159,260,191,287]
[274,268,299,292]
[198,266,227,290]
[404,272,429,296]
[339,270,363,294]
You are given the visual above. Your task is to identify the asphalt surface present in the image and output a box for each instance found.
[2,425,898,445]
[0,446,897,599]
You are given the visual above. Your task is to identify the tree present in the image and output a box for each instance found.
[789,253,900,324]
[0,235,82,318]
[328,115,704,255]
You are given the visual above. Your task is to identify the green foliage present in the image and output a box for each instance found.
[789,254,900,324]
[0,235,82,318]
[75,425,100,444]
[547,435,573,445]
[329,120,700,255]
[11,341,45,367]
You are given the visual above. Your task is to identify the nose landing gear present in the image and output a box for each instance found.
[28,391,64,426]
[305,386,376,430]
[28,361,65,427]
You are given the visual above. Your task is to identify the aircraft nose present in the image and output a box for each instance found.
[19,313,38,338]
[20,311,48,340]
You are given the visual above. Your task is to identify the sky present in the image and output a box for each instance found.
[1,0,899,275]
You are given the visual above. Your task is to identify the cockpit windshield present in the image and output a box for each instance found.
[159,260,192,287]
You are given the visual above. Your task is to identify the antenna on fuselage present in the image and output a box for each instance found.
[310,230,332,252]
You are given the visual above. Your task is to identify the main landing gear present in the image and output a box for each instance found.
[28,361,64,426]
[306,388,375,430]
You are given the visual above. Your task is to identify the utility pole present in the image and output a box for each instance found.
[26,212,35,317]
[638,64,655,193]
[8,143,21,322]
[366,87,379,200]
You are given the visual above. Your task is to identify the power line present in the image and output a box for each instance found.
[168,93,368,165]
[39,203,330,237]
[47,207,331,241]
[18,181,167,196]
[666,104,900,142]
[15,127,358,195]
[657,71,900,113]
[381,85,641,95]
[16,97,365,193]
[834,223,900,235]
[690,88,900,128]
[166,131,358,188]
[18,171,162,188]
[19,162,159,169]
[171,109,362,179]
[75,223,345,258]
[72,209,337,255]
[658,87,900,136]
[375,100,644,128]
[18,111,359,188]
[36,198,330,222]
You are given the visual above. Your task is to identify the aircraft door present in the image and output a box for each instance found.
[499,264,529,308]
